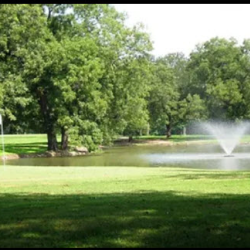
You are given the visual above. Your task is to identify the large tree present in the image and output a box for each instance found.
[187,37,247,120]
[0,4,153,151]
[0,4,50,134]
[148,58,179,138]
[148,56,206,138]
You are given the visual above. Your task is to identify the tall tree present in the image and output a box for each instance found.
[149,57,207,137]
[148,58,179,138]
[0,4,50,134]
[38,4,152,150]
[162,52,189,98]
[187,37,245,120]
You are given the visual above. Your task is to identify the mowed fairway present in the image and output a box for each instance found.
[1,166,250,247]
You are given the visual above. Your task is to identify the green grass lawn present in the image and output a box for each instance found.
[1,166,250,248]
[135,134,250,143]
[135,135,213,141]
[1,135,250,247]
[133,135,216,144]
[0,134,47,156]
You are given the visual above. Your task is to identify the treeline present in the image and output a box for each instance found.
[1,4,250,151]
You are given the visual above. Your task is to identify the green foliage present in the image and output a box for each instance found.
[2,4,250,146]
[148,58,178,133]
[179,94,208,124]
[69,121,103,152]
[0,4,153,150]
[148,55,208,136]
[0,4,49,131]
[187,37,248,120]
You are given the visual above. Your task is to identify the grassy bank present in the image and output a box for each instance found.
[135,134,250,143]
[0,166,250,247]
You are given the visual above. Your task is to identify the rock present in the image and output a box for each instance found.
[2,154,19,160]
[46,151,57,157]
[69,152,78,156]
[75,146,88,153]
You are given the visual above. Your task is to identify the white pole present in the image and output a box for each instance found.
[0,114,6,168]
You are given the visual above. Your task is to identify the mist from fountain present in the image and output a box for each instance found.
[203,121,250,156]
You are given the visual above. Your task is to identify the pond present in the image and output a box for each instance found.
[6,143,250,170]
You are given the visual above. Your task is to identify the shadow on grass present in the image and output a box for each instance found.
[159,172,250,180]
[1,191,250,248]
[1,143,47,155]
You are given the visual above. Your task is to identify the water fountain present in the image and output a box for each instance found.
[203,121,250,157]
[141,121,250,170]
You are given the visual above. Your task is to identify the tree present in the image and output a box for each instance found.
[148,56,207,138]
[0,4,154,151]
[187,37,245,120]
[117,57,152,141]
[65,5,153,148]
[0,4,50,134]
[161,52,189,98]
[178,94,207,132]
[148,58,179,138]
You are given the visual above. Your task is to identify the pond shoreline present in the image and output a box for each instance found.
[114,139,213,146]
[2,138,250,161]
[2,150,88,160]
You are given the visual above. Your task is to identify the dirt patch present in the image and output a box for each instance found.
[114,138,216,147]
[114,139,173,146]
[134,139,174,146]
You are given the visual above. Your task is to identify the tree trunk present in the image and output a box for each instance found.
[146,123,150,136]
[47,129,58,151]
[37,88,58,151]
[166,124,172,139]
[128,136,133,142]
[61,127,69,151]
[183,126,186,136]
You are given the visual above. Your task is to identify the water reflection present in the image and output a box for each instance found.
[220,157,239,171]
[144,153,250,170]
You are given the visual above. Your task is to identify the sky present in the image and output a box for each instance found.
[113,4,250,57]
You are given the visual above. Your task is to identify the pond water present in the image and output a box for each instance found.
[6,143,250,170]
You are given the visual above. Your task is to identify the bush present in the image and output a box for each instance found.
[68,121,103,152]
